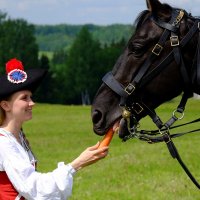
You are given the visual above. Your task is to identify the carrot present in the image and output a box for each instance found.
[98,127,114,149]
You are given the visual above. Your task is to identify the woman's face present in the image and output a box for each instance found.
[5,90,35,123]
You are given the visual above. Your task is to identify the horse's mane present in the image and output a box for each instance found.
[134,10,150,30]
[189,14,200,20]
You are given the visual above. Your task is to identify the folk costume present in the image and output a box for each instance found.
[0,59,76,200]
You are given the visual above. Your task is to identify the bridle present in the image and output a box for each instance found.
[102,8,200,189]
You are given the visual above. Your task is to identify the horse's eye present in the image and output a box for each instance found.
[128,42,144,57]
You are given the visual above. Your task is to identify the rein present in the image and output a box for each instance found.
[102,9,200,189]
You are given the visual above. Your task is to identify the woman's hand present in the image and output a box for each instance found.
[70,142,109,171]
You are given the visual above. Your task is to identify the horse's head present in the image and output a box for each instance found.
[92,0,200,140]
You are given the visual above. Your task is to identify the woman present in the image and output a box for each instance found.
[0,58,109,200]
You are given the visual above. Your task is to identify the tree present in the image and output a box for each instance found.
[0,11,38,73]
[51,49,69,104]
[98,37,127,74]
[34,55,55,103]
[65,26,101,104]
[52,28,127,105]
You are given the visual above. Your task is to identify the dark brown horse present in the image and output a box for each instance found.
[91,0,200,188]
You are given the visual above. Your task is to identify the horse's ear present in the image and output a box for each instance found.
[146,0,162,11]
[146,0,171,19]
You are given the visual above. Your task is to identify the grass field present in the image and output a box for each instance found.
[23,96,200,199]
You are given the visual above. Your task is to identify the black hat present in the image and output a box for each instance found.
[0,58,47,99]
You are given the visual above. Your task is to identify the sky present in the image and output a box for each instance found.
[0,0,199,25]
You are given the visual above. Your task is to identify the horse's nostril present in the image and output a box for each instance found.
[92,110,102,124]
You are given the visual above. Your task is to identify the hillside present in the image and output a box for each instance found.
[34,24,134,52]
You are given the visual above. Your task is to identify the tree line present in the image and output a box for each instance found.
[35,23,133,51]
[0,11,134,105]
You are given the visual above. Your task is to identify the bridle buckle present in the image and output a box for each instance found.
[170,36,179,46]
[152,43,163,56]
[131,103,144,114]
[124,83,135,95]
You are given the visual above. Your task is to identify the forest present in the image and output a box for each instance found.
[0,11,135,104]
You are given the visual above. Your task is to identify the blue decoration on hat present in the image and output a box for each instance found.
[7,69,27,84]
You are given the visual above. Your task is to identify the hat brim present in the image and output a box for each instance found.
[0,68,47,99]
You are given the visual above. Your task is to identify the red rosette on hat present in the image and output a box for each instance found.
[6,58,27,84]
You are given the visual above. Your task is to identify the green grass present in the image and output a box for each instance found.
[23,97,200,199]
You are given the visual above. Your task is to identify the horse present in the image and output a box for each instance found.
[91,0,200,188]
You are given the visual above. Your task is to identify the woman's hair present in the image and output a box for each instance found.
[0,106,5,126]
[0,95,11,126]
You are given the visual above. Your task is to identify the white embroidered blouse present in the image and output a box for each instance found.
[0,128,76,200]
